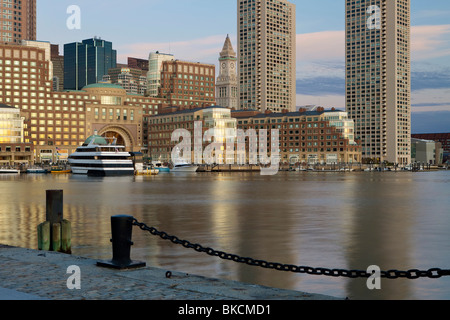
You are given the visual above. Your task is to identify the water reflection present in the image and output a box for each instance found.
[0,171,449,299]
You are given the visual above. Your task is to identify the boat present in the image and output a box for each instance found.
[50,166,71,174]
[26,167,48,174]
[68,133,135,176]
[152,161,170,173]
[134,163,159,176]
[171,161,199,172]
[0,168,20,174]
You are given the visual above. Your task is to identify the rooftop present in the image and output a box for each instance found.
[82,83,125,90]
[0,104,17,109]
[82,134,109,146]
[154,105,231,117]
[232,108,345,119]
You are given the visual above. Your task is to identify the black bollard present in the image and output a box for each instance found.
[97,215,146,270]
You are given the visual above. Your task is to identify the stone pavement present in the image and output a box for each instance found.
[0,245,341,300]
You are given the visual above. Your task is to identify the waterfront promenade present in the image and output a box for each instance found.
[0,245,340,300]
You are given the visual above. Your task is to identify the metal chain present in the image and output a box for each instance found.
[132,218,450,280]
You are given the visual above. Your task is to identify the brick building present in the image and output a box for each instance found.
[233,108,362,165]
[148,106,361,166]
[0,0,36,44]
[0,43,160,163]
[158,60,216,108]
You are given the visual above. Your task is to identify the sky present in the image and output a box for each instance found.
[36,0,450,133]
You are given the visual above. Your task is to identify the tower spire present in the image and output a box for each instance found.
[220,35,236,59]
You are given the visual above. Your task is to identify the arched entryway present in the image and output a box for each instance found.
[98,126,135,152]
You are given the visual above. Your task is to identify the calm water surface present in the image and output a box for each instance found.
[0,170,449,300]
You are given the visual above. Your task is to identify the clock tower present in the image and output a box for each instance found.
[216,35,238,109]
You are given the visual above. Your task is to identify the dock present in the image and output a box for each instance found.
[0,245,340,301]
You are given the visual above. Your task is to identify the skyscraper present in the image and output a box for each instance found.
[64,38,117,90]
[238,0,296,113]
[146,52,174,97]
[216,35,238,109]
[345,0,411,165]
[0,0,36,44]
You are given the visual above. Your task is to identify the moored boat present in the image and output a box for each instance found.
[68,134,135,176]
[50,166,71,174]
[171,161,199,172]
[152,161,170,173]
[26,167,48,174]
[0,168,20,174]
[134,163,159,176]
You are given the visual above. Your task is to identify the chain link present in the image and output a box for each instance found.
[132,218,450,280]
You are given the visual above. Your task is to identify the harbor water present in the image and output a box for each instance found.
[0,170,449,300]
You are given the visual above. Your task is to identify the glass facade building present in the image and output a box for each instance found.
[0,105,24,144]
[64,38,117,91]
[146,52,174,97]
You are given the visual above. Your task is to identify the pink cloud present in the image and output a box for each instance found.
[296,31,344,62]
[411,24,450,60]
[115,35,228,65]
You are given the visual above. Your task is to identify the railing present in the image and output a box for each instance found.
[97,215,450,281]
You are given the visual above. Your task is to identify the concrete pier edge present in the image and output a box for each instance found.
[0,244,341,301]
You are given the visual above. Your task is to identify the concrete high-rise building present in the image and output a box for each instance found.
[0,0,36,44]
[216,35,238,109]
[64,38,117,91]
[237,0,296,113]
[345,0,411,165]
[146,52,174,97]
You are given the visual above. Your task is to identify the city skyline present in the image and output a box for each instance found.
[35,0,450,133]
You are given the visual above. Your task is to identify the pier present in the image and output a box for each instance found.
[0,245,339,300]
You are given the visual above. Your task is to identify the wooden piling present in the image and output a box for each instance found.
[37,190,72,254]
[37,221,50,251]
[52,222,61,252]
[61,219,72,254]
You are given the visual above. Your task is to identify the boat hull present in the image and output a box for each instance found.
[71,167,135,176]
[171,166,199,172]
[135,169,159,176]
[0,170,20,174]
[27,169,48,174]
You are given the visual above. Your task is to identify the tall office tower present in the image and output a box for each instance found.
[64,38,117,90]
[146,51,174,97]
[345,0,411,165]
[216,35,238,109]
[237,0,296,113]
[0,0,36,44]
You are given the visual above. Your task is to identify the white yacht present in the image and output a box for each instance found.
[171,161,199,172]
[68,134,135,176]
